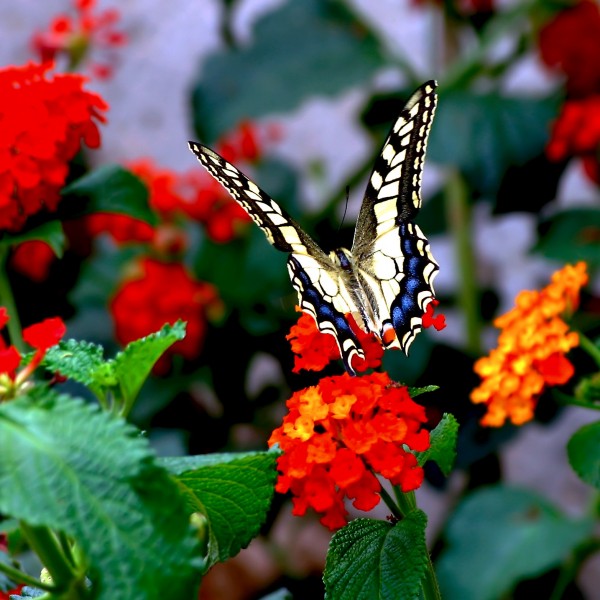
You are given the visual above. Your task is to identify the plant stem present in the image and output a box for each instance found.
[444,169,481,356]
[0,246,25,352]
[379,484,402,520]
[392,488,442,600]
[0,557,54,592]
[577,331,600,369]
[552,389,600,411]
[19,522,77,592]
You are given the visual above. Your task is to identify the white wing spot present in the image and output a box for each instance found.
[379,181,399,200]
[370,171,383,190]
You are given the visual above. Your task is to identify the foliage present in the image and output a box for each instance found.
[1,0,600,599]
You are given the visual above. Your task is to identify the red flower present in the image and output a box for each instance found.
[10,241,56,281]
[0,62,107,232]
[287,301,445,374]
[0,308,66,396]
[109,258,223,374]
[538,0,600,98]
[32,0,126,80]
[268,372,429,530]
[546,96,600,183]
[0,585,24,600]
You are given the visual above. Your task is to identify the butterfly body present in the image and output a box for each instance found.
[189,80,439,374]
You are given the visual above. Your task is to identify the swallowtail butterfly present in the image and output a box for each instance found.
[189,80,439,374]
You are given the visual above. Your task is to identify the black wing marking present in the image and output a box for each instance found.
[188,142,322,255]
[351,80,439,353]
[188,141,365,373]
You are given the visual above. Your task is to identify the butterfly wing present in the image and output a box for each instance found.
[351,80,439,353]
[188,142,365,372]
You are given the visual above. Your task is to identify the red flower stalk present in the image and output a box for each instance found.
[268,371,429,530]
[0,62,107,232]
[109,258,223,374]
[32,0,126,80]
[0,307,66,398]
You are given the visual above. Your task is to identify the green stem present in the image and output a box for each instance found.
[577,331,600,369]
[422,550,443,600]
[0,246,24,352]
[553,389,600,411]
[19,522,77,592]
[392,488,441,600]
[379,485,402,520]
[0,557,55,592]
[444,170,481,355]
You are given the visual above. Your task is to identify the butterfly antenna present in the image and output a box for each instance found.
[338,186,350,233]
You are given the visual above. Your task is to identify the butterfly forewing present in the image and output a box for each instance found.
[188,141,366,372]
[351,80,439,353]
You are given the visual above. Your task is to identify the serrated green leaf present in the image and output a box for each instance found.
[437,485,593,600]
[324,512,429,600]
[0,221,65,257]
[418,413,459,476]
[62,165,156,224]
[429,90,559,193]
[192,0,385,141]
[408,385,439,397]
[42,339,107,387]
[114,321,187,411]
[160,451,279,568]
[0,393,201,600]
[534,208,600,267]
[567,421,600,488]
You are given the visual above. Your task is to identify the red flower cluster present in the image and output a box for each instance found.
[288,301,445,374]
[109,258,222,374]
[33,0,126,80]
[0,308,66,398]
[77,121,272,250]
[268,372,429,530]
[538,0,600,98]
[286,311,383,374]
[0,62,107,231]
[547,96,600,184]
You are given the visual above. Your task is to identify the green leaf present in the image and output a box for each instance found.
[0,393,201,600]
[160,451,279,568]
[42,339,107,387]
[567,421,600,488]
[62,164,156,224]
[114,321,187,410]
[324,512,429,600]
[437,485,593,600]
[408,385,439,397]
[428,90,559,193]
[0,221,65,257]
[533,208,600,267]
[191,0,386,141]
[418,413,459,476]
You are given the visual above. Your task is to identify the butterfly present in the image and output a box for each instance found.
[189,80,439,374]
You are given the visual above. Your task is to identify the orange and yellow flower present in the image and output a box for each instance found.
[471,262,588,427]
[268,371,429,530]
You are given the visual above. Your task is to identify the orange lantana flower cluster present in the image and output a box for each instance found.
[268,372,429,530]
[471,262,588,427]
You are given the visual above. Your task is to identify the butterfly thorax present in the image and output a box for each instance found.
[328,247,382,337]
